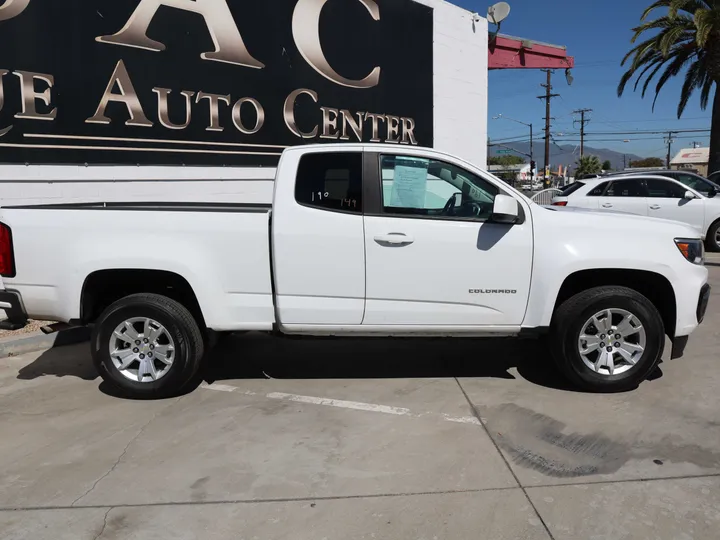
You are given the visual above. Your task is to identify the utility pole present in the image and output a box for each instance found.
[623,154,626,170]
[665,131,676,168]
[573,108,593,157]
[538,69,559,183]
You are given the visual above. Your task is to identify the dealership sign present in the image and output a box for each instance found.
[0,0,433,165]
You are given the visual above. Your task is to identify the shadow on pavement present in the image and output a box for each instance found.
[16,343,97,381]
[204,332,578,392]
[15,332,664,396]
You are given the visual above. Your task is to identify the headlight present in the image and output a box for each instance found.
[674,238,705,265]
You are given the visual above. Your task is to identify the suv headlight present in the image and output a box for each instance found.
[674,238,705,265]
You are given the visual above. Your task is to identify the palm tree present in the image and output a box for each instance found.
[618,0,720,174]
[575,155,603,178]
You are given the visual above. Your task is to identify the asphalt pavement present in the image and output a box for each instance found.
[2,262,720,539]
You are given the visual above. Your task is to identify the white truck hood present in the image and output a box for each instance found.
[540,204,701,238]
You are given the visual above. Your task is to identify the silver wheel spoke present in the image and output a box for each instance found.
[145,320,163,343]
[622,342,644,354]
[607,352,615,376]
[616,315,642,337]
[616,346,637,365]
[594,349,608,372]
[154,346,173,365]
[113,330,135,345]
[580,334,601,353]
[113,348,136,370]
[138,357,157,382]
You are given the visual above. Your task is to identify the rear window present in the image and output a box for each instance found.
[560,182,585,196]
[587,182,609,196]
[295,152,363,213]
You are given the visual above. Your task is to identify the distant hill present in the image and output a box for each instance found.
[489,142,643,172]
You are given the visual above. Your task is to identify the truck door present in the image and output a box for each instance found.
[362,152,533,327]
[272,150,366,325]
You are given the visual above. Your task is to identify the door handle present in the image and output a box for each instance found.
[602,203,613,208]
[374,233,414,246]
[649,204,661,210]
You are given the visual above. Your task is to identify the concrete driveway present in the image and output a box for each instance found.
[2,265,720,539]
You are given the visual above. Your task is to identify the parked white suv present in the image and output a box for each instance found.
[552,174,720,251]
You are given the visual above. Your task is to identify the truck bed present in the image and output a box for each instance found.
[0,202,276,331]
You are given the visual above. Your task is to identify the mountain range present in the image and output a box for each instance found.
[489,142,644,171]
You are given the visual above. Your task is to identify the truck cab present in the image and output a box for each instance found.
[272,144,533,331]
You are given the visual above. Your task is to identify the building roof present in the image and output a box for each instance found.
[671,147,709,165]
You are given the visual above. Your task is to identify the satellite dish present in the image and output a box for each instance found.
[488,2,511,25]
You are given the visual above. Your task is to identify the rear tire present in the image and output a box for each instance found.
[91,293,204,399]
[705,220,720,252]
[550,286,664,392]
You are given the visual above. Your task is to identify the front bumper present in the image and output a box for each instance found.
[0,289,28,330]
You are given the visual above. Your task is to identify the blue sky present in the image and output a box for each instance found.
[453,0,712,159]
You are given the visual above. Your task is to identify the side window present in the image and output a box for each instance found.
[646,178,688,198]
[380,155,499,220]
[588,182,609,196]
[295,152,363,213]
[675,174,709,194]
[605,179,646,197]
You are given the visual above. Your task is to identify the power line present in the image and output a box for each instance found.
[559,128,711,136]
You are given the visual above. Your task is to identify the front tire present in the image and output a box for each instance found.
[91,293,204,399]
[706,220,720,252]
[550,286,665,392]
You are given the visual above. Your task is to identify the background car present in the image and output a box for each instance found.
[551,174,720,251]
[606,169,719,198]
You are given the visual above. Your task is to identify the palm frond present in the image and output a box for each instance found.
[652,50,697,110]
[677,60,704,115]
[700,75,716,109]
[668,0,712,18]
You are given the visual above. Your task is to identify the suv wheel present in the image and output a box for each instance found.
[706,221,720,252]
[91,293,204,399]
[550,286,664,392]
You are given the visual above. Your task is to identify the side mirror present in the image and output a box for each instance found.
[684,190,697,200]
[709,188,717,198]
[491,194,519,224]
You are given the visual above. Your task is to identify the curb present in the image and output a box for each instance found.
[0,327,91,359]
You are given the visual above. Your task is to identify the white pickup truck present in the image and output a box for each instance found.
[0,144,710,397]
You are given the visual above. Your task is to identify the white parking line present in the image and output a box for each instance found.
[266,392,413,416]
[200,382,480,425]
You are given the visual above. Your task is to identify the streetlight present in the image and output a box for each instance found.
[492,114,534,180]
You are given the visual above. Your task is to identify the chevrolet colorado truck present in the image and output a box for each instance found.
[0,144,710,397]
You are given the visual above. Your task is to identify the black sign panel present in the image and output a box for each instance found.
[0,0,433,166]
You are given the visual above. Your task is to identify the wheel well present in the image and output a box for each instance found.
[81,269,205,327]
[706,217,720,239]
[554,269,676,337]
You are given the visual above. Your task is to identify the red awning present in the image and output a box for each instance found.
[489,33,575,70]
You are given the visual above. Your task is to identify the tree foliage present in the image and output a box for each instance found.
[618,0,720,173]
[488,155,526,167]
[631,156,666,167]
[575,155,603,177]
[602,160,613,170]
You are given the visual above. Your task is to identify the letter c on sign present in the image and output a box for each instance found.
[292,0,380,89]
[0,0,31,21]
